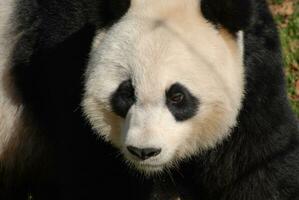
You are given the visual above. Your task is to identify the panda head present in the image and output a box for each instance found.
[83,0,249,174]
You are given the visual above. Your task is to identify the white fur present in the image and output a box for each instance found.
[0,0,23,158]
[83,0,245,173]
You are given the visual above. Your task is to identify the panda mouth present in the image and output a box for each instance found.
[133,163,165,173]
[126,158,167,173]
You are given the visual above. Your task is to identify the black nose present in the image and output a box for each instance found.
[127,146,161,160]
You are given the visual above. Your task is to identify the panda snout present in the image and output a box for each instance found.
[127,146,161,160]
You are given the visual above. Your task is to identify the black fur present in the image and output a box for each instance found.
[201,0,254,32]
[1,0,299,199]
[166,83,199,122]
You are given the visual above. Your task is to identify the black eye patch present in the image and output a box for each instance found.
[166,83,199,121]
[110,79,136,118]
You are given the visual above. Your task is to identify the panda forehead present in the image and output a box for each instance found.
[109,0,208,38]
[102,0,232,65]
[90,0,243,102]
[94,0,242,70]
[130,0,201,18]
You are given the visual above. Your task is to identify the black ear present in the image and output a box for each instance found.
[102,0,131,26]
[201,0,253,32]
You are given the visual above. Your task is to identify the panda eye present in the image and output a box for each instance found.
[166,83,199,121]
[110,80,136,118]
[119,89,135,99]
[169,93,184,104]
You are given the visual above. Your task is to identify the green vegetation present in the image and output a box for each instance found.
[270,0,299,116]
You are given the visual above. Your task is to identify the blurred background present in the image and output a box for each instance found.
[268,0,299,117]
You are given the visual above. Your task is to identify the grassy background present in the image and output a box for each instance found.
[269,0,299,117]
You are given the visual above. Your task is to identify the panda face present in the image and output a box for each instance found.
[83,0,245,174]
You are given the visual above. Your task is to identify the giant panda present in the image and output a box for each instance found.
[83,0,299,199]
[1,0,299,199]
